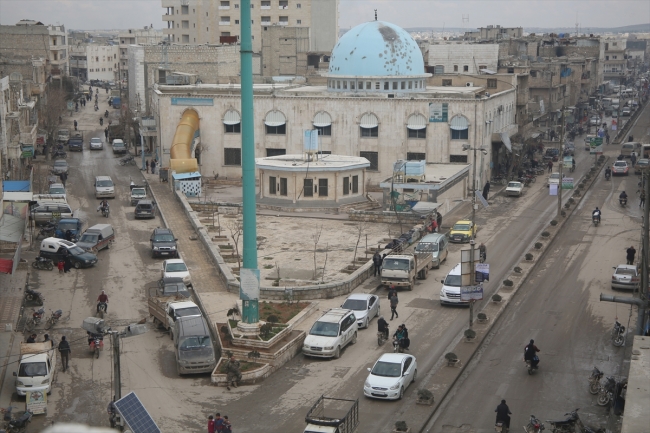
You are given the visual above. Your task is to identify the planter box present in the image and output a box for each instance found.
[447,359,461,367]
[416,397,434,406]
[211,359,271,385]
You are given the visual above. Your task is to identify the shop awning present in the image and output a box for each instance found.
[313,111,332,127]
[360,113,378,128]
[406,114,427,130]
[264,110,286,127]
[500,132,512,152]
[450,116,469,131]
[223,109,241,125]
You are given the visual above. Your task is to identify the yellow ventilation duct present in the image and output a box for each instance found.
[169,109,199,173]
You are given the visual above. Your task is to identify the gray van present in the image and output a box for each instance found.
[173,316,216,375]
[415,233,448,269]
[621,142,641,158]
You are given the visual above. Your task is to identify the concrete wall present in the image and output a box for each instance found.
[128,45,146,112]
[0,25,50,78]
[261,26,309,77]
[258,167,366,203]
[428,44,499,74]
[310,0,338,52]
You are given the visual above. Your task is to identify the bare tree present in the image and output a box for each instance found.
[39,87,67,148]
[352,222,367,264]
[227,220,243,270]
[321,243,329,283]
[311,225,323,280]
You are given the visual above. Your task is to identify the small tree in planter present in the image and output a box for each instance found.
[561,210,566,217]
[541,231,550,238]
[416,389,434,405]
[564,202,571,209]
[445,352,459,366]
[394,421,409,432]
[535,242,543,249]
[550,220,558,226]
[513,266,522,273]
[464,328,477,342]
[525,253,534,261]
[573,190,581,197]
[477,312,488,324]
[492,294,502,303]
[502,279,514,287]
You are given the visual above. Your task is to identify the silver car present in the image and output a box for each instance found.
[611,265,639,290]
[51,160,68,175]
[341,293,380,329]
[90,137,103,150]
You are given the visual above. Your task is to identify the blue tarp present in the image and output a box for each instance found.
[2,180,31,192]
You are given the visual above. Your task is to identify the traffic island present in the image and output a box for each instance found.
[211,358,272,386]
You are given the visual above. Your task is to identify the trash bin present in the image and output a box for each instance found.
[159,167,169,182]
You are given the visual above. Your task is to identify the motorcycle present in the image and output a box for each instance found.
[523,414,545,433]
[597,376,627,408]
[24,307,45,332]
[612,320,626,347]
[619,197,627,207]
[24,288,44,306]
[525,357,538,375]
[546,409,603,433]
[377,327,389,346]
[104,110,109,118]
[494,421,508,433]
[592,214,600,226]
[31,256,53,271]
[45,309,63,330]
[588,367,604,395]
[88,333,104,358]
[99,205,110,218]
[5,409,33,433]
[94,104,99,111]
[605,171,611,181]
[97,302,107,319]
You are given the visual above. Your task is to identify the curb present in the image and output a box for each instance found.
[408,156,609,433]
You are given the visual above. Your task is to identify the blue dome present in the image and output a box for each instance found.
[328,21,424,77]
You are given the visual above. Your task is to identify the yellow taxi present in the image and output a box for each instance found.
[449,220,477,243]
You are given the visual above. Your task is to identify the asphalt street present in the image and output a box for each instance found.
[428,103,650,433]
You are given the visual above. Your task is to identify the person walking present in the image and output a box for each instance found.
[222,416,232,433]
[146,159,149,174]
[640,189,645,208]
[104,128,109,140]
[482,181,490,200]
[547,160,553,173]
[60,171,68,187]
[150,159,156,174]
[436,211,442,230]
[58,336,71,372]
[372,251,382,277]
[389,293,399,320]
[626,245,636,265]
[73,120,78,131]
[214,413,224,432]
[207,415,216,433]
[63,254,72,273]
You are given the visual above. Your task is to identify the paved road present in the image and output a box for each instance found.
[428,102,650,433]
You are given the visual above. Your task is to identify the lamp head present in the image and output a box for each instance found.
[462,144,470,151]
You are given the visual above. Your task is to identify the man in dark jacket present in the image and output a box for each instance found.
[373,252,382,277]
[524,339,540,369]
[58,336,71,372]
[495,400,511,428]
[377,316,389,340]
[626,246,636,265]
[482,181,491,200]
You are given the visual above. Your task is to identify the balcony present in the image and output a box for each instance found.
[219,20,231,26]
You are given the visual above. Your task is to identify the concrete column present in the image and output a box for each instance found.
[334,172,339,203]
[259,169,264,199]
[293,173,297,204]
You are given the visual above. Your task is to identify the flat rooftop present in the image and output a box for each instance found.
[380,163,470,190]
[256,154,370,172]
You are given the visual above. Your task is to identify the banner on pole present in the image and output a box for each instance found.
[460,285,484,301]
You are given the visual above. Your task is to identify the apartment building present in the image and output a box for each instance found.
[602,37,627,85]
[161,0,338,53]
[118,28,164,81]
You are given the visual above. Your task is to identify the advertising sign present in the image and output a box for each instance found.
[475,263,489,282]
[590,137,603,155]
[460,285,484,301]
[563,156,573,169]
[562,177,574,189]
[428,102,449,122]
[26,390,47,415]
[239,268,260,301]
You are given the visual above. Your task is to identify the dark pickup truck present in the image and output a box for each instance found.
[68,132,84,152]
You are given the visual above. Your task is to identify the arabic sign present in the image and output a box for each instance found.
[239,268,260,301]
[475,263,489,283]
[428,102,448,122]
[563,156,573,169]
[590,137,603,155]
[26,390,47,415]
[460,285,484,301]
[562,177,574,189]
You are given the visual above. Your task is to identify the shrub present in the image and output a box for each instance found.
[395,421,408,432]
[417,389,434,400]
[525,253,534,261]
[477,312,487,320]
[266,314,279,323]
[247,350,261,360]
[568,198,575,204]
[573,190,581,197]
[444,352,458,361]
[541,231,550,237]
[514,266,522,273]
[550,220,558,226]
[564,202,571,209]
[561,210,567,217]
[492,294,502,302]
[464,329,476,339]
[259,323,273,339]
[535,242,543,249]
[503,279,513,287]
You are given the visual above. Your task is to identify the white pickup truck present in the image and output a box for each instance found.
[381,252,432,290]
[149,297,202,339]
[14,341,57,396]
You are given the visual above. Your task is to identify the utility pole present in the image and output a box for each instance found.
[557,106,566,217]
[111,332,121,400]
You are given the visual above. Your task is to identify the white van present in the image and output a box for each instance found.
[439,263,469,305]
[621,142,641,158]
[302,308,357,359]
[94,176,115,199]
[415,233,449,269]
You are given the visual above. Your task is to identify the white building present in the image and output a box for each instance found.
[85,45,119,82]
[118,28,164,81]
[428,43,499,74]
[161,0,338,53]
[602,37,627,84]
[152,20,517,190]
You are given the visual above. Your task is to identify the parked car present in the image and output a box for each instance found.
[32,202,74,225]
[39,237,97,269]
[51,160,69,175]
[90,137,103,150]
[621,107,631,117]
[363,353,417,400]
[415,233,448,269]
[161,259,192,286]
[150,227,178,258]
[341,294,380,329]
[54,218,83,240]
[589,116,600,126]
[545,148,560,161]
[135,199,157,219]
[449,220,476,243]
[302,308,357,359]
[112,139,127,154]
[612,160,629,176]
[506,181,524,197]
[611,265,639,290]
[563,142,575,156]
[635,159,650,175]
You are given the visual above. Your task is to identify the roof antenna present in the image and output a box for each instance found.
[374,9,377,21]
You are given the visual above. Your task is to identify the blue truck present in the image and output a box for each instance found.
[112,97,121,109]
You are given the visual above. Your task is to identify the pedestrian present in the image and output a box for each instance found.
[26,333,37,343]
[73,120,78,131]
[631,154,637,168]
[387,284,397,300]
[225,356,241,390]
[626,245,636,265]
[372,251,382,277]
[60,171,68,187]
[214,413,224,432]
[58,259,64,274]
[58,336,71,372]
[63,255,72,273]
[150,159,156,174]
[479,242,487,262]
[207,415,216,433]
[104,128,109,139]
[640,189,646,208]
[547,160,553,173]
[222,416,232,433]
[436,211,442,230]
[146,159,149,173]
[482,181,490,200]
[389,293,398,320]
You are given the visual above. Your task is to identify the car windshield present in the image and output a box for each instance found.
[96,180,113,187]
[371,361,401,378]
[179,336,211,350]
[114,142,124,147]
[162,283,190,297]
[18,362,47,377]
[58,222,78,230]
[309,321,339,337]
[341,299,367,311]
[416,242,438,252]
[69,246,86,255]
[138,204,153,210]
[54,162,67,167]
[444,274,461,287]
[382,258,409,271]
[175,307,201,318]
[166,262,188,272]
[154,234,175,242]
[616,268,636,276]
[49,187,65,194]
[79,233,98,243]
[638,160,649,165]
[614,162,627,167]
[91,138,101,143]
[132,188,145,195]
[507,182,520,188]
[452,224,470,231]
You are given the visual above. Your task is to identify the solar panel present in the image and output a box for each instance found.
[114,392,161,433]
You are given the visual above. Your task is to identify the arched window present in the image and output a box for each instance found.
[313,111,332,136]
[223,108,241,133]
[359,113,378,137]
[265,110,286,135]
[449,115,469,140]
[406,113,427,139]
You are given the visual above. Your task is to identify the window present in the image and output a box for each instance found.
[360,113,379,137]
[262,16,271,24]
[220,1,230,8]
[297,3,301,7]
[266,149,286,157]
[224,148,241,166]
[408,128,426,138]
[360,151,379,171]
[451,129,468,139]
[235,4,239,8]
[407,113,427,139]
[450,116,469,140]
[407,152,425,161]
[269,177,277,194]
[266,124,286,134]
[182,20,189,28]
[352,175,359,193]
[433,65,444,74]
[463,65,469,72]
[225,123,240,133]
[315,125,331,136]
[279,0,288,7]
[182,35,190,43]
[181,5,188,14]
[261,0,271,8]
[265,110,286,134]
[530,70,537,77]
[453,65,458,72]
[487,79,497,88]
[343,176,349,195]
[303,179,313,197]
[297,19,301,24]
[450,155,468,163]
[361,126,378,137]
[280,178,288,196]
[442,79,452,87]
[507,67,514,73]
[318,179,328,197]
[220,16,231,24]
[235,20,239,24]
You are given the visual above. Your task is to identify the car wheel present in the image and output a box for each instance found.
[412,369,417,383]
[351,332,357,344]
[398,386,404,400]
[73,261,81,269]
[169,329,174,341]
[333,346,341,359]
[364,318,369,329]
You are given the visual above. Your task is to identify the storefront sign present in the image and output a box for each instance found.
[428,102,448,122]
[562,177,574,189]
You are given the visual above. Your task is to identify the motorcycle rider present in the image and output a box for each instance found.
[620,191,628,205]
[98,199,109,215]
[393,324,410,351]
[377,316,389,340]
[592,207,602,223]
[495,399,512,430]
[572,157,576,172]
[97,290,109,312]
[100,117,103,126]
[524,339,540,369]
[605,166,612,179]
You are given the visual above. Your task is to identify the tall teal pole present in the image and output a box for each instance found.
[240,0,259,324]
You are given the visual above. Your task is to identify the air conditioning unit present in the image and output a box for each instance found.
[466,82,474,87]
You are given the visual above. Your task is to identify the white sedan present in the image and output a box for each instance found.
[89,137,103,150]
[612,265,639,290]
[505,181,524,197]
[364,353,417,400]
[161,259,192,287]
[341,293,380,329]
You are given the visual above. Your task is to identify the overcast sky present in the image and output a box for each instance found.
[0,0,647,31]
